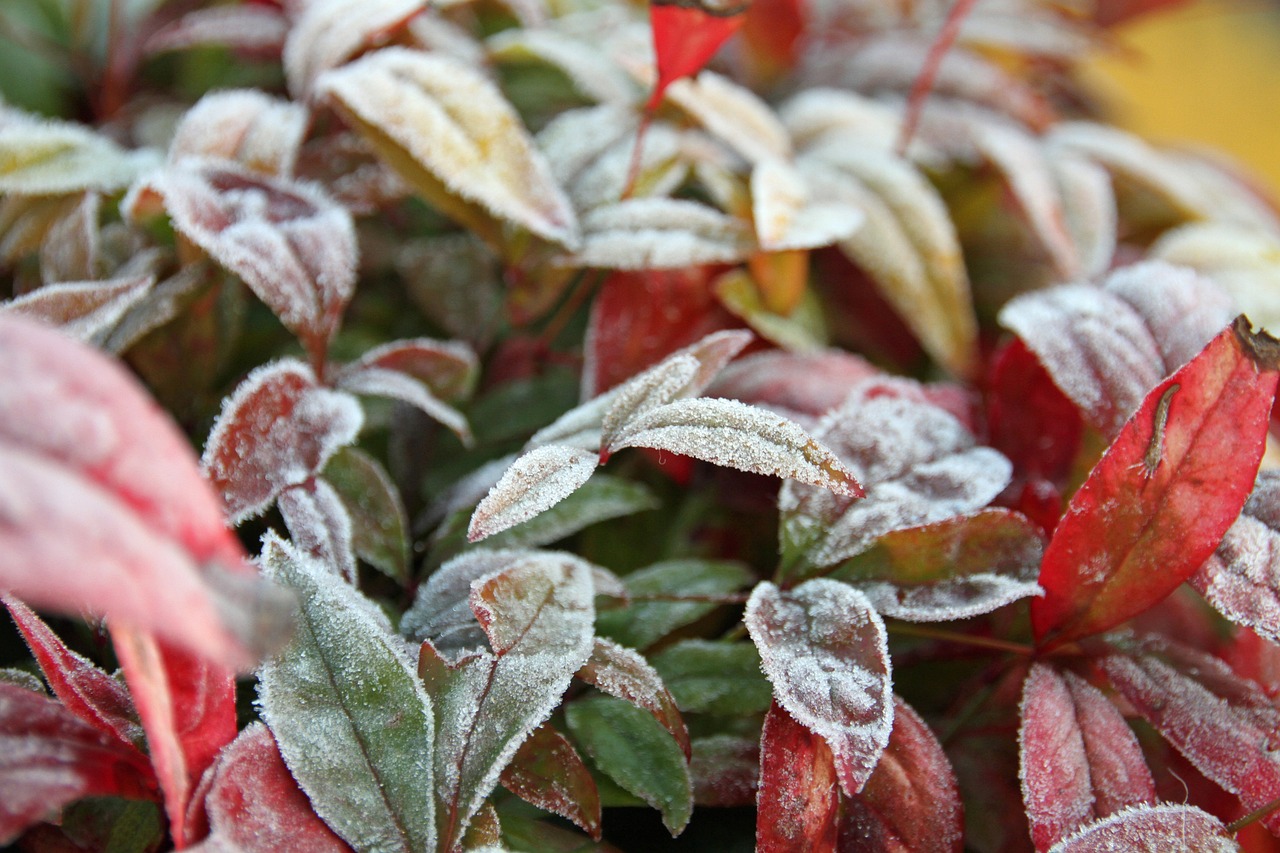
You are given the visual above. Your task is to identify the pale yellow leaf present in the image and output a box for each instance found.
[574,198,753,269]
[1152,222,1280,334]
[751,157,863,251]
[284,0,427,99]
[665,71,791,165]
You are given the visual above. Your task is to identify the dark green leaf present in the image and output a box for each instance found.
[649,640,772,716]
[596,559,753,650]
[323,447,410,583]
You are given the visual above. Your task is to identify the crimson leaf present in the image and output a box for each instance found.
[756,701,839,853]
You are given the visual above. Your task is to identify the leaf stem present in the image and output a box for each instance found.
[895,0,981,155]
[886,622,1034,657]
[628,592,750,604]
[1227,795,1280,833]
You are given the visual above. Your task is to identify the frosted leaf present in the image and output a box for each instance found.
[857,574,1041,622]
[574,197,754,269]
[1168,151,1280,232]
[482,475,658,550]
[278,479,356,583]
[780,88,903,154]
[143,5,289,57]
[1152,223,1280,334]
[497,722,601,839]
[998,284,1164,438]
[187,723,350,853]
[428,552,595,850]
[713,269,828,353]
[0,275,151,345]
[0,316,287,669]
[600,355,700,450]
[201,359,363,524]
[467,444,599,542]
[526,395,611,452]
[0,114,160,195]
[487,28,637,104]
[38,191,100,285]
[0,195,79,266]
[745,580,893,795]
[256,535,436,853]
[397,234,503,348]
[135,159,357,351]
[405,14,487,66]
[971,121,1081,279]
[799,146,976,377]
[1046,122,1209,222]
[780,382,1013,574]
[1046,804,1239,853]
[689,735,759,807]
[317,47,579,249]
[402,550,523,658]
[1019,663,1156,852]
[706,349,880,426]
[169,90,308,176]
[335,366,472,445]
[664,71,791,165]
[756,700,840,850]
[284,0,427,100]
[1052,154,1116,280]
[100,263,208,355]
[750,158,863,252]
[322,447,410,584]
[1192,471,1280,642]
[577,638,690,758]
[610,397,862,497]
[649,640,773,717]
[597,559,754,651]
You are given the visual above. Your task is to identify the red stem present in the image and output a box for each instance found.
[895,0,982,156]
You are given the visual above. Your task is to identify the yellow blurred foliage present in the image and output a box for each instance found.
[1084,0,1280,199]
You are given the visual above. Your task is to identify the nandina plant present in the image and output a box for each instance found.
[3,0,1280,850]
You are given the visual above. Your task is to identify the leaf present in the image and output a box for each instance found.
[403,550,520,658]
[573,197,754,270]
[1051,154,1116,280]
[778,378,1012,579]
[3,596,141,749]
[424,551,595,850]
[499,722,602,840]
[596,559,754,651]
[1032,318,1280,649]
[185,723,351,853]
[201,359,363,524]
[565,694,694,835]
[317,47,579,250]
[467,444,600,542]
[650,640,773,716]
[38,191,101,285]
[322,447,410,583]
[839,696,963,853]
[340,337,478,401]
[798,145,977,377]
[831,509,1044,622]
[256,535,437,853]
[750,158,863,251]
[143,5,289,57]
[335,365,473,445]
[606,397,862,497]
[647,2,746,110]
[1152,223,1280,334]
[755,700,839,853]
[706,348,880,424]
[1046,804,1239,853]
[577,638,690,759]
[133,160,357,356]
[284,0,426,99]
[0,275,152,344]
[483,475,659,551]
[0,315,290,668]
[1191,471,1280,642]
[689,735,760,807]
[279,479,357,582]
[744,580,893,795]
[0,111,160,195]
[0,682,159,845]
[487,28,637,105]
[1019,663,1155,852]
[664,70,790,165]
[168,90,309,176]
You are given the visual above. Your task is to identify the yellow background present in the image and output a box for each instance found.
[1084,0,1280,199]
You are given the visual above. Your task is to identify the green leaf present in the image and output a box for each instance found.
[256,535,436,853]
[323,447,410,583]
[565,694,693,836]
[596,559,753,650]
[649,640,772,716]
[0,110,160,195]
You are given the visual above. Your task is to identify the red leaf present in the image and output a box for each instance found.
[498,722,602,840]
[739,0,804,79]
[1032,317,1280,649]
[840,696,963,852]
[1019,663,1155,852]
[756,700,839,853]
[185,723,351,853]
[647,2,747,111]
[201,359,362,524]
[113,627,237,848]
[745,579,893,795]
[690,735,759,807]
[1047,804,1238,852]
[986,337,1084,490]
[0,316,283,669]
[1101,641,1280,835]
[583,267,739,397]
[575,638,691,759]
[3,596,141,749]
[339,338,477,401]
[0,682,158,845]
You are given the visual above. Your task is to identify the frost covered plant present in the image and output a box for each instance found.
[4,0,1280,850]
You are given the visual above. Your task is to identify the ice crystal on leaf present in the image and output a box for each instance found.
[1193,471,1280,643]
[168,90,308,177]
[574,198,755,270]
[467,444,599,542]
[1045,804,1239,853]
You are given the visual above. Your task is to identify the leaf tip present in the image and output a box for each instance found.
[1234,314,1280,372]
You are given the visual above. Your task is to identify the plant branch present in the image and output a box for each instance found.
[895,0,981,155]
[1227,795,1280,833]
[887,622,1034,657]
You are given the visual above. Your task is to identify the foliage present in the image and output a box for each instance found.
[2,0,1280,850]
